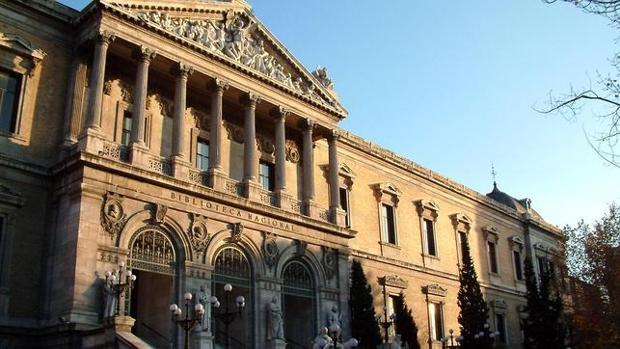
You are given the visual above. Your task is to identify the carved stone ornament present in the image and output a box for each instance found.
[189,213,210,253]
[103,78,133,103]
[312,66,334,90]
[151,203,167,225]
[491,299,508,310]
[262,232,279,269]
[229,222,243,243]
[224,121,244,143]
[100,193,127,239]
[285,139,300,163]
[134,11,339,109]
[257,134,275,154]
[294,239,307,257]
[322,247,337,280]
[422,283,448,297]
[380,274,408,289]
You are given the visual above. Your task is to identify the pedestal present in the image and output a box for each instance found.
[208,168,229,191]
[244,180,262,201]
[171,156,191,181]
[129,142,149,167]
[110,315,135,332]
[77,127,106,154]
[193,330,215,349]
[267,338,287,349]
[276,191,293,211]
[377,343,401,349]
[304,199,321,219]
[331,206,347,226]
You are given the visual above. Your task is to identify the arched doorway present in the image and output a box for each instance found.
[282,260,315,349]
[128,226,177,348]
[213,246,253,348]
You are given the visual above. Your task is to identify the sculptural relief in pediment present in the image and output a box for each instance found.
[125,9,343,113]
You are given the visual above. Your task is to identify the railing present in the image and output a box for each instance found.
[318,209,330,223]
[290,200,302,214]
[225,179,244,197]
[98,141,129,163]
[189,169,208,186]
[147,156,172,176]
[259,189,277,207]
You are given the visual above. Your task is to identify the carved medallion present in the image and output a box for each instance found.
[285,139,300,163]
[151,203,167,225]
[294,239,307,257]
[257,135,275,154]
[262,232,279,269]
[322,246,337,280]
[229,222,243,243]
[224,122,244,143]
[100,193,127,239]
[189,213,210,253]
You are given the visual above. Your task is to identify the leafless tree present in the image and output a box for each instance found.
[539,0,620,167]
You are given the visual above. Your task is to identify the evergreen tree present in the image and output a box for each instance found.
[457,233,492,349]
[349,259,382,348]
[523,257,567,349]
[394,292,420,349]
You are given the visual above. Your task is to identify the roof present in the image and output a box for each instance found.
[486,182,544,221]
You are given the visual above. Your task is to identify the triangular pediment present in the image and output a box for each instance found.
[101,0,347,117]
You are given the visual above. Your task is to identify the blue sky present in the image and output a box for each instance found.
[59,0,619,227]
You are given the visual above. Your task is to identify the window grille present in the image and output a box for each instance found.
[282,261,314,297]
[129,227,176,275]
[214,247,250,286]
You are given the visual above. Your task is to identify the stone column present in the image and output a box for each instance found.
[302,119,319,217]
[171,63,194,179]
[130,46,156,146]
[129,46,156,165]
[60,50,87,156]
[79,31,115,151]
[327,130,346,226]
[272,107,291,210]
[207,78,229,191]
[242,93,261,200]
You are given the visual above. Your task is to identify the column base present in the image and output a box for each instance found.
[193,330,215,349]
[171,155,191,180]
[267,338,287,349]
[108,315,135,332]
[244,180,262,201]
[276,191,293,211]
[303,199,321,219]
[77,127,106,154]
[330,206,347,227]
[208,168,229,191]
[129,142,149,167]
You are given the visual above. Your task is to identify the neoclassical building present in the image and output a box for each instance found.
[0,0,567,348]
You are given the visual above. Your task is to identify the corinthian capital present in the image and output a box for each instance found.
[241,92,261,108]
[173,63,194,79]
[270,106,290,121]
[95,30,116,46]
[136,45,157,63]
[210,78,230,93]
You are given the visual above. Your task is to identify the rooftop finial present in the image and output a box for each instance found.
[491,162,497,189]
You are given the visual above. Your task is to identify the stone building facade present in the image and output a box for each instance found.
[0,0,567,348]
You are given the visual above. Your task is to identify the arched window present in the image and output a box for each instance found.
[282,260,316,347]
[214,246,250,286]
[129,226,176,275]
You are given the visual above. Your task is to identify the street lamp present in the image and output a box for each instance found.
[211,283,245,349]
[441,328,460,349]
[104,261,137,317]
[170,292,205,349]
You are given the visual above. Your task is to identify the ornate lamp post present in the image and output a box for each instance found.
[441,329,463,349]
[104,261,137,317]
[472,322,499,347]
[210,283,245,349]
[170,292,205,349]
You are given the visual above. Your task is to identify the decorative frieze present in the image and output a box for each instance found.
[100,193,127,239]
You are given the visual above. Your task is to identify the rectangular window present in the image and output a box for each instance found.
[388,294,400,337]
[488,241,498,273]
[0,70,22,133]
[381,204,396,244]
[537,256,547,276]
[513,250,523,280]
[495,313,507,343]
[259,160,275,191]
[339,187,350,227]
[459,232,467,263]
[196,139,209,171]
[428,302,444,341]
[424,218,437,256]
[121,111,132,146]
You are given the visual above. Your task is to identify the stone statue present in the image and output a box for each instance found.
[103,275,116,319]
[328,305,342,339]
[267,296,284,340]
[197,285,209,331]
[312,327,333,349]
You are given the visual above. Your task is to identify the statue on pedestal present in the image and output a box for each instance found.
[313,327,334,349]
[267,296,284,340]
[196,285,209,331]
[328,305,343,339]
[102,275,117,320]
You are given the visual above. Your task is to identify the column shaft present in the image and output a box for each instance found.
[130,46,156,145]
[243,93,260,182]
[171,64,193,158]
[328,131,340,210]
[302,119,315,201]
[273,107,288,192]
[84,31,115,131]
[208,79,228,171]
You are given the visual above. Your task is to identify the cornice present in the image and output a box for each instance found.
[335,129,562,236]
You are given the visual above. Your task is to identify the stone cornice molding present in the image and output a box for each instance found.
[422,283,448,297]
[414,199,439,218]
[379,274,408,289]
[450,213,472,232]
[372,182,401,206]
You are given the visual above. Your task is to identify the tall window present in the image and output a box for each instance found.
[488,241,498,273]
[121,111,132,146]
[339,187,350,227]
[537,256,548,276]
[381,204,396,244]
[0,70,21,133]
[259,160,275,191]
[196,139,209,171]
[423,218,437,256]
[495,313,507,343]
[513,250,523,280]
[387,294,401,338]
[428,302,444,341]
[458,231,467,264]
